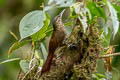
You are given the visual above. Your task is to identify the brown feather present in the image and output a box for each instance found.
[41,10,66,75]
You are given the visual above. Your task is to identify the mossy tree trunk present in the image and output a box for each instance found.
[38,19,102,80]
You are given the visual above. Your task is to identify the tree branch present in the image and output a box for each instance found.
[99,52,120,59]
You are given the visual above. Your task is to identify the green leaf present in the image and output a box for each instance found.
[87,2,107,21]
[8,40,31,57]
[92,73,106,80]
[57,0,74,7]
[44,5,55,11]
[102,28,111,47]
[113,4,120,13]
[45,26,53,37]
[95,73,106,78]
[92,74,99,80]
[106,1,119,38]
[19,10,46,40]
[113,4,120,21]
[19,60,29,73]
[40,59,44,67]
[112,4,120,35]
[72,2,90,32]
[31,13,50,41]
[40,43,48,60]
[64,22,73,26]
[48,0,74,7]
[0,58,20,65]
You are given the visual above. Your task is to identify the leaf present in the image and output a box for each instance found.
[9,30,18,40]
[30,31,46,41]
[45,26,53,37]
[0,58,20,65]
[102,28,111,47]
[44,0,75,11]
[87,2,107,21]
[64,22,73,26]
[19,60,29,73]
[44,5,55,11]
[8,40,31,57]
[48,0,74,7]
[40,59,44,67]
[106,1,119,38]
[19,10,46,40]
[103,22,108,35]
[72,2,90,32]
[92,73,106,80]
[113,4,120,29]
[113,4,120,14]
[95,73,106,78]
[56,0,74,7]
[40,43,48,60]
[31,13,50,41]
[48,0,55,5]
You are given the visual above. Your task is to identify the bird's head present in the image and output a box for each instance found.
[53,9,66,30]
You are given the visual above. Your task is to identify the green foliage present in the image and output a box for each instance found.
[0,58,20,65]
[87,0,119,39]
[19,60,29,73]
[8,40,31,57]
[71,2,91,32]
[87,2,107,21]
[101,28,111,48]
[64,22,73,26]
[1,0,120,79]
[48,0,74,7]
[113,4,120,16]
[0,0,6,6]
[19,10,46,40]
[31,13,50,41]
[102,0,119,38]
[106,1,119,38]
[55,0,74,7]
[92,73,106,80]
[45,26,53,37]
[40,42,48,60]
[44,0,75,11]
[112,4,120,35]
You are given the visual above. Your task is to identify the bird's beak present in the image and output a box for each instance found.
[59,9,66,17]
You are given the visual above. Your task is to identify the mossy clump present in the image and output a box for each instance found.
[72,24,102,80]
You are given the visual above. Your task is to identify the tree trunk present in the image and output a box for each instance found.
[38,19,102,80]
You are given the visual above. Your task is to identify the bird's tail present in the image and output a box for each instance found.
[41,53,54,75]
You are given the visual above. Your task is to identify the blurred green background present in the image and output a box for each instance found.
[0,0,120,80]
[0,0,44,80]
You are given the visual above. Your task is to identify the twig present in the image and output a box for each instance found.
[17,69,22,80]
[99,52,120,59]
[21,65,35,80]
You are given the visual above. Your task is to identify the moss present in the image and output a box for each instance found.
[71,23,102,80]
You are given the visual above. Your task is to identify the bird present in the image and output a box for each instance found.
[41,9,66,75]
